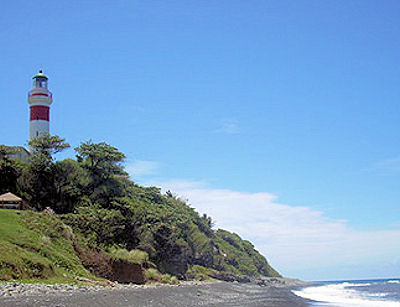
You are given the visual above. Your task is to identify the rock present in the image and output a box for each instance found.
[208,272,251,283]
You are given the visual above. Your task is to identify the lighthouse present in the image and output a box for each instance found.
[27,70,53,145]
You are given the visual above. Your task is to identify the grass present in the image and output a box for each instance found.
[186,265,218,281]
[160,273,179,285]
[144,268,179,285]
[144,268,161,282]
[108,247,149,265]
[0,209,98,284]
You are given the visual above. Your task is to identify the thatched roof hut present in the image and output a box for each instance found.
[0,192,23,209]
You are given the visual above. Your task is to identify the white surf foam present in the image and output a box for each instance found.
[341,282,372,287]
[387,280,400,284]
[293,282,400,307]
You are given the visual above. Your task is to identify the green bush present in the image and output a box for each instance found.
[145,268,161,282]
[108,247,149,265]
[160,273,171,284]
[128,249,149,264]
[186,265,217,281]
[159,273,180,285]
[170,276,179,285]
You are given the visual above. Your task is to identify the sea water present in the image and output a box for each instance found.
[293,278,400,306]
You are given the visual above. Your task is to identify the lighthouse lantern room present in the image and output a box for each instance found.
[27,70,53,147]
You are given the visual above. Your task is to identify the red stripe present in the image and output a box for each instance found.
[30,106,49,121]
[30,93,48,97]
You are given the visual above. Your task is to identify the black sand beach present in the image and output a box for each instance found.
[0,281,310,307]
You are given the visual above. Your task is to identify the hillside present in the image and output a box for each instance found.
[0,136,280,284]
[0,209,96,283]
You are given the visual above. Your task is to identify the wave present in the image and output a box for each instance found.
[341,282,372,287]
[387,280,400,284]
[293,282,399,307]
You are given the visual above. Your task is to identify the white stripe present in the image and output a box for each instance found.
[30,120,49,140]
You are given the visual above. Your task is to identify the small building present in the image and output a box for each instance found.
[1,146,30,162]
[0,192,23,209]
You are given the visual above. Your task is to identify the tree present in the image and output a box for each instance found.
[75,141,127,206]
[0,146,26,194]
[19,135,70,210]
[52,159,89,213]
[201,213,214,228]
[75,141,125,178]
[29,134,70,157]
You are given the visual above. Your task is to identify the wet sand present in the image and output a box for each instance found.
[0,281,310,307]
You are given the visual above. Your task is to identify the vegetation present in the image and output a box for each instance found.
[108,248,149,265]
[186,265,218,281]
[0,135,280,284]
[0,209,96,283]
[0,146,26,195]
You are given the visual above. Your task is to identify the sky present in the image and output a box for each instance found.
[1,1,400,281]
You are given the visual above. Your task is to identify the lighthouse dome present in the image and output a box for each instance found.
[32,70,49,88]
[32,70,48,80]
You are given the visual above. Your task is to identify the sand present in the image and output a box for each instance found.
[0,280,311,307]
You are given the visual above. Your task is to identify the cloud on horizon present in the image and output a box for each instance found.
[150,179,400,280]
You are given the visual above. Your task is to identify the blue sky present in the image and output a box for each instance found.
[1,1,400,281]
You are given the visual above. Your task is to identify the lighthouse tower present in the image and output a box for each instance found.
[27,70,53,144]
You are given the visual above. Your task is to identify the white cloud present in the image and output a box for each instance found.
[215,119,240,134]
[126,160,160,177]
[153,180,400,280]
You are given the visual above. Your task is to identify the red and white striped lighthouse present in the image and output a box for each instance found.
[28,70,53,144]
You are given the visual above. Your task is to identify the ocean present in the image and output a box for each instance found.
[293,278,400,306]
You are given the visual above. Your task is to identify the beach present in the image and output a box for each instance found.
[0,279,310,307]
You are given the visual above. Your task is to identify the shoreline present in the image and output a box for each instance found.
[0,278,312,306]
